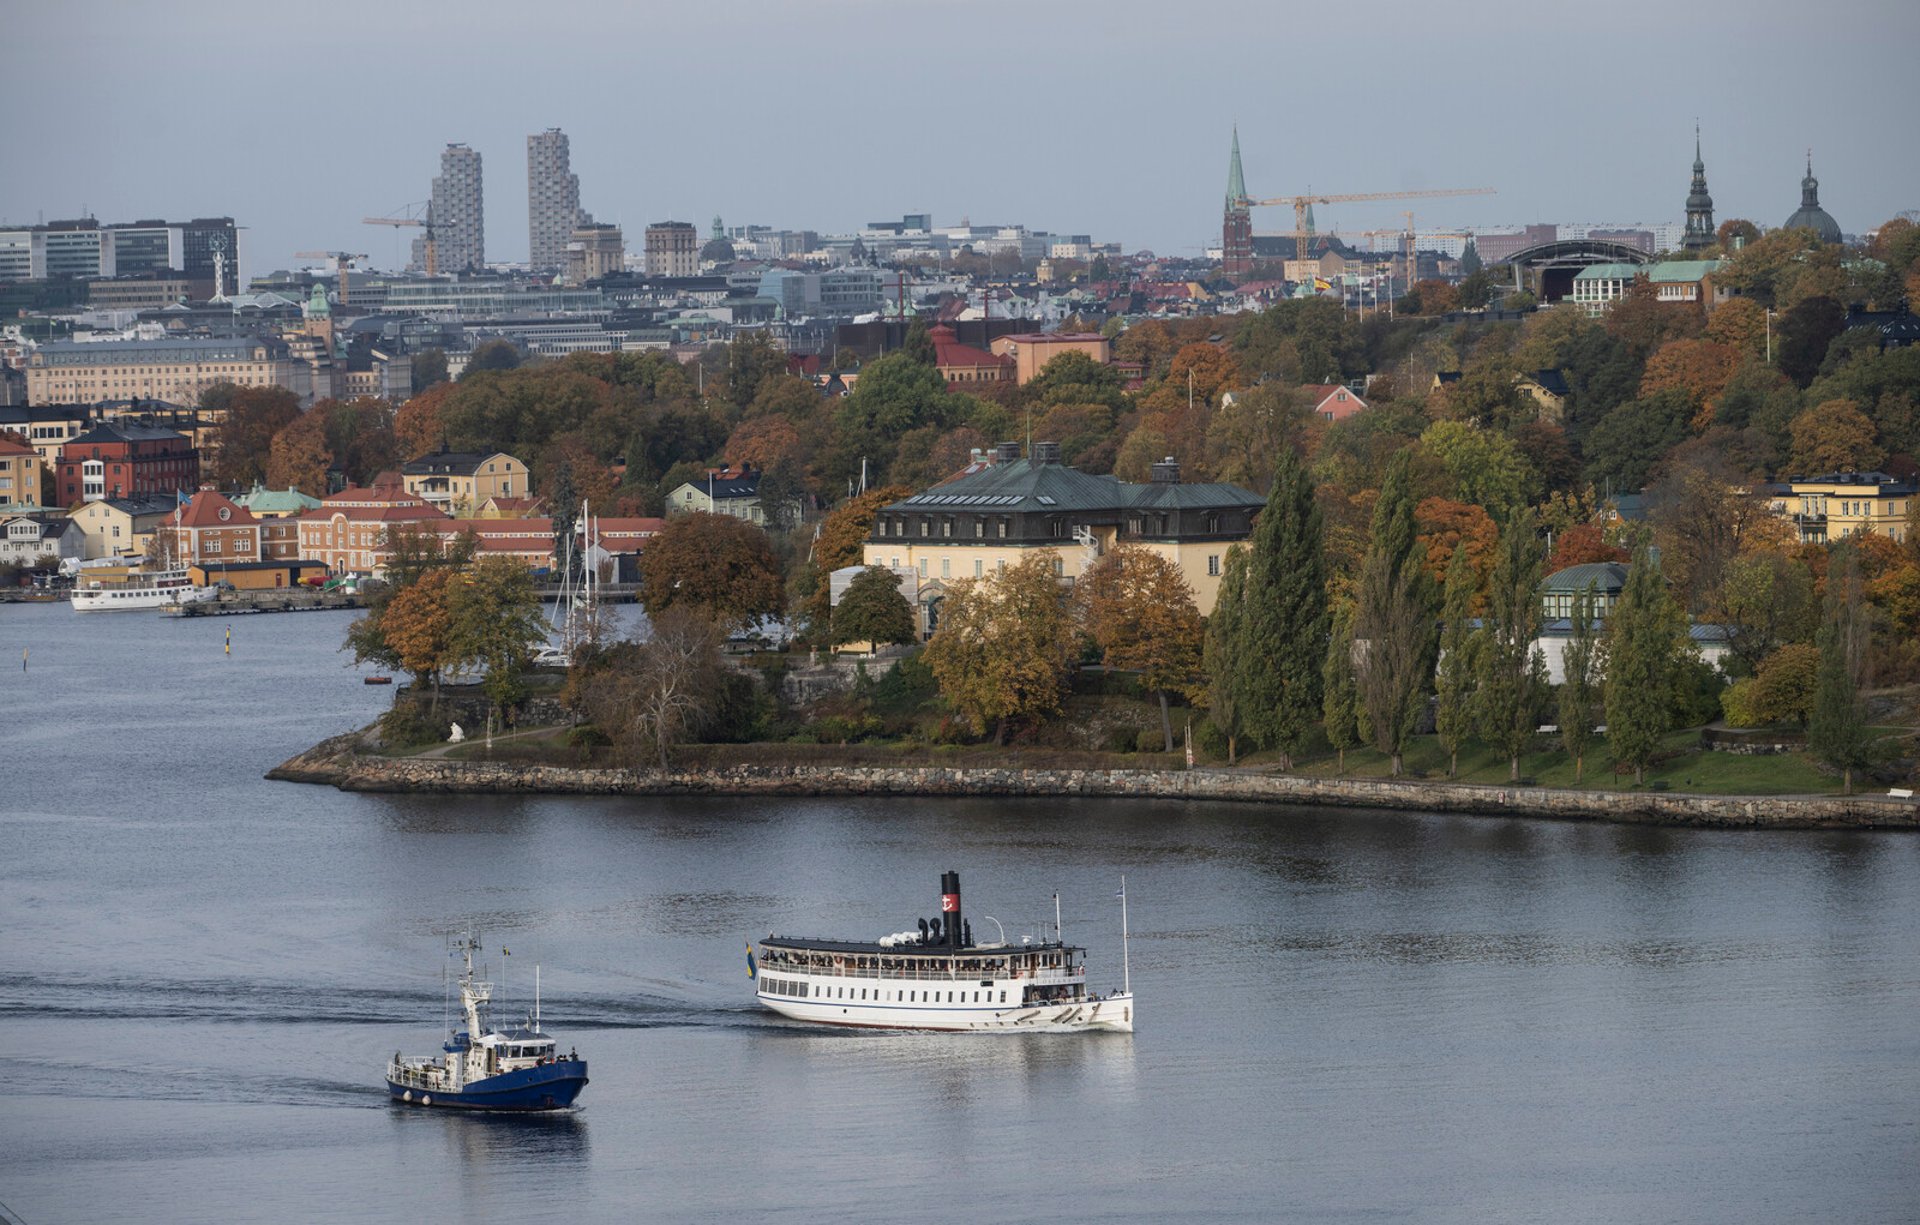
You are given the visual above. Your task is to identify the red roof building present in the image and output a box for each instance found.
[928,325,1014,389]
[56,421,197,506]
[166,489,262,566]
[296,486,448,575]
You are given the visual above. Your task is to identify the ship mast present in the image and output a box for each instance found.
[1119,877,1131,997]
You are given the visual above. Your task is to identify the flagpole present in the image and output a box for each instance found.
[1120,876,1130,997]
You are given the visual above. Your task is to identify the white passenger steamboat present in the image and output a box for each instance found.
[69,565,217,612]
[752,871,1134,1032]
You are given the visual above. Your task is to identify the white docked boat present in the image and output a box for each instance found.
[70,566,217,612]
[752,871,1135,1033]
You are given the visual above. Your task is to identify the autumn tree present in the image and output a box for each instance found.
[1077,546,1206,752]
[378,567,460,696]
[395,383,456,460]
[210,385,302,487]
[1787,399,1882,474]
[1604,542,1691,784]
[1713,551,1817,676]
[1415,496,1498,594]
[1639,338,1742,432]
[923,551,1075,743]
[1353,449,1439,776]
[449,555,548,723]
[1809,543,1876,793]
[1750,643,1820,726]
[1773,296,1847,387]
[1204,383,1314,493]
[638,512,785,631]
[1204,546,1253,764]
[1473,507,1549,782]
[1546,522,1627,572]
[831,565,916,649]
[1558,582,1604,782]
[577,608,728,768]
[266,407,332,496]
[1321,598,1361,773]
[1432,542,1479,778]
[1418,420,1536,516]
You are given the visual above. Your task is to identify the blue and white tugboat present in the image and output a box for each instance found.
[385,935,588,1111]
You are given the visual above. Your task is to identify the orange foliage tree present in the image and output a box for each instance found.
[1787,399,1882,474]
[1639,338,1742,432]
[395,383,456,460]
[1414,496,1497,592]
[1074,545,1206,751]
[1545,522,1627,572]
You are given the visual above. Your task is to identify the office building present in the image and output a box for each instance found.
[528,128,588,273]
[645,222,698,278]
[566,223,624,283]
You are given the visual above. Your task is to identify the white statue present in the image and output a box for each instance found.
[448,722,465,743]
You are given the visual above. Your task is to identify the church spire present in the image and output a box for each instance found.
[1682,124,1715,252]
[1226,126,1247,207]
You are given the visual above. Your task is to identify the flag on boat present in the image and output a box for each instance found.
[745,942,757,980]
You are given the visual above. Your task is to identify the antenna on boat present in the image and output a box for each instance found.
[535,964,541,1034]
[1119,876,1131,997]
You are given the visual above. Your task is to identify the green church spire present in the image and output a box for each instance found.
[1226,127,1247,207]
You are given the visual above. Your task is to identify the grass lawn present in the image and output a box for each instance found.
[1287,729,1854,795]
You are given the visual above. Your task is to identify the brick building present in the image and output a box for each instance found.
[56,421,197,505]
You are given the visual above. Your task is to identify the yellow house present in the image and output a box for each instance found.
[0,436,44,508]
[859,441,1262,634]
[70,495,181,560]
[1768,470,1915,544]
[400,447,531,517]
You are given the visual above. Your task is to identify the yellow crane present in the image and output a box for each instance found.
[362,204,437,277]
[293,251,368,305]
[1249,188,1495,261]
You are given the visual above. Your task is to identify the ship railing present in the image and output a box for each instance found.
[756,959,1085,983]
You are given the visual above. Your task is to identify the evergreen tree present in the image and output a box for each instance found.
[1321,598,1361,773]
[1238,446,1329,769]
[902,316,936,366]
[1809,542,1875,794]
[1433,543,1479,778]
[1557,582,1604,783]
[1354,449,1439,776]
[1473,507,1549,782]
[1605,541,1690,785]
[1203,546,1252,765]
[1460,236,1483,277]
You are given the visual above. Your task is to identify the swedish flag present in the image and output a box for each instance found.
[745,942,757,980]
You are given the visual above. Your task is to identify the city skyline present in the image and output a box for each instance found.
[3,0,1917,279]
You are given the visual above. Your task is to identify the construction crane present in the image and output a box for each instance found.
[293,251,368,306]
[362,203,436,276]
[1249,187,1495,260]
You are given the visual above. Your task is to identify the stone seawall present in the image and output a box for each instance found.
[266,736,1920,830]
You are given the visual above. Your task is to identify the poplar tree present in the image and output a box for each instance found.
[1474,507,1549,783]
[1433,543,1479,778]
[1354,449,1439,776]
[1557,583,1604,783]
[1238,445,1329,770]
[1203,546,1252,765]
[1605,542,1689,785]
[1809,542,1875,794]
[1321,598,1361,773]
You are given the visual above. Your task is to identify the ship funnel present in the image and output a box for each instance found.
[940,870,963,948]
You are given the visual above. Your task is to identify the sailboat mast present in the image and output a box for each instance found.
[1120,876,1131,996]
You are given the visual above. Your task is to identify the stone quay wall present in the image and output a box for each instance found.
[267,735,1920,831]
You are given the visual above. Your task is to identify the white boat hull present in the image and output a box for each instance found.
[71,583,217,612]
[758,988,1134,1033]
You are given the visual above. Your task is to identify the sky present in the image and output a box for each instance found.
[4,0,1917,280]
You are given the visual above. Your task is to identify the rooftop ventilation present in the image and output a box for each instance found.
[1150,456,1181,484]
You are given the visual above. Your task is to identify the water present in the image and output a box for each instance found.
[2,602,1916,1223]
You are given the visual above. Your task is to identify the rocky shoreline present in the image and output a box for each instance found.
[267,730,1920,831]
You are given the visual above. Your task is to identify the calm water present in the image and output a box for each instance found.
[1,602,1916,1223]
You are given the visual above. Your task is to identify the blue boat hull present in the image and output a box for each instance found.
[387,1060,588,1112]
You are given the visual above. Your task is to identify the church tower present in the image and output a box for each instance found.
[1682,126,1715,252]
[1222,128,1253,278]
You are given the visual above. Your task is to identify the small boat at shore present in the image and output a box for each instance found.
[751,871,1135,1032]
[385,935,588,1111]
[364,675,393,685]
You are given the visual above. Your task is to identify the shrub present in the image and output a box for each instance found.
[1134,727,1167,754]
[1753,643,1820,727]
[1720,678,1763,728]
[1104,726,1140,753]
[378,700,451,749]
[1196,718,1230,761]
[1670,654,1728,728]
[565,725,611,749]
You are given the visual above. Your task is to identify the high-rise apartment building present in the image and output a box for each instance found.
[528,128,588,273]
[414,144,484,274]
[645,222,698,278]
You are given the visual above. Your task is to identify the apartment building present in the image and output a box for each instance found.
[26,337,296,408]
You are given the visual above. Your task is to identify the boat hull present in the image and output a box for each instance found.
[387,1061,589,1112]
[758,992,1133,1033]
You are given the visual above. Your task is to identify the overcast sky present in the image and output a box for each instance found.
[5,0,1916,278]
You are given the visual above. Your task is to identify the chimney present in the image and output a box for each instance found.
[1150,456,1181,483]
[995,441,1021,463]
[1034,440,1061,465]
